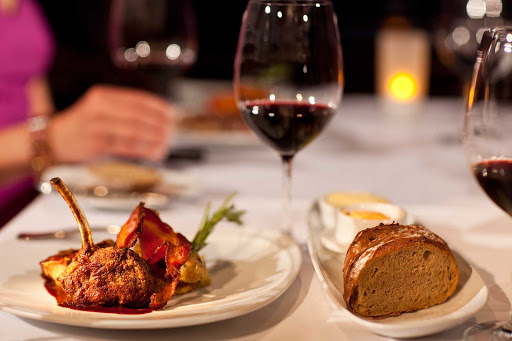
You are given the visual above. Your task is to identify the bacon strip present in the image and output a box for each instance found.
[116,203,145,249]
[116,203,192,309]
[137,208,191,259]
[148,241,191,309]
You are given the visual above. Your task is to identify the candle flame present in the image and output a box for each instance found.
[389,72,417,101]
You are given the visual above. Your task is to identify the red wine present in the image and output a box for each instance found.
[241,100,335,156]
[474,159,512,215]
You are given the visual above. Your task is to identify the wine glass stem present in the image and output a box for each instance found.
[281,154,294,236]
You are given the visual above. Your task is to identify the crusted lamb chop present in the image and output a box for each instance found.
[40,239,115,285]
[41,178,245,311]
[41,177,155,308]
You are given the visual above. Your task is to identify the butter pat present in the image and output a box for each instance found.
[319,191,390,230]
[325,192,390,208]
[335,202,407,245]
[342,210,389,220]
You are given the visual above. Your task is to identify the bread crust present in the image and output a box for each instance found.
[343,223,459,318]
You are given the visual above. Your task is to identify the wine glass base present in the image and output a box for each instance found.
[465,320,512,340]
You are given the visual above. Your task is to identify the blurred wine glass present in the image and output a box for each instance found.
[434,0,508,95]
[109,0,198,98]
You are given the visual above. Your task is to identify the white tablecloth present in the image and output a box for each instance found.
[1,93,509,341]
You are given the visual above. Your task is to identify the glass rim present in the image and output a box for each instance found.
[477,26,512,59]
[484,26,512,41]
[248,0,333,6]
[491,26,512,34]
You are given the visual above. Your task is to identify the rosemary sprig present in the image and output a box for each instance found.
[191,192,245,252]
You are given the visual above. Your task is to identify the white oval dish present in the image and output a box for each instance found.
[308,202,488,339]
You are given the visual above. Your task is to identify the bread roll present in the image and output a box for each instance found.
[88,161,161,192]
[343,223,459,319]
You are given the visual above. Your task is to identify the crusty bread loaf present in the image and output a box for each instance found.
[343,223,459,319]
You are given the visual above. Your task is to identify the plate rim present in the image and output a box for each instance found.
[0,227,302,329]
[307,201,489,339]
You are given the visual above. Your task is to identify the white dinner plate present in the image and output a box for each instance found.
[307,202,488,339]
[0,226,301,329]
[39,164,202,210]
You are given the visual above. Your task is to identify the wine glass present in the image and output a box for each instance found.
[464,27,512,340]
[108,0,198,98]
[234,0,343,237]
[433,0,508,96]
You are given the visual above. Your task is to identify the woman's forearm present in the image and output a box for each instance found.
[27,76,55,116]
[0,122,32,186]
[0,122,31,170]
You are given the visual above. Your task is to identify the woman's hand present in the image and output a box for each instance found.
[49,85,174,163]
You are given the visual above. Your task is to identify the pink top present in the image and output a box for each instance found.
[0,0,54,213]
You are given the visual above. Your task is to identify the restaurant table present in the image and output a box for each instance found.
[1,90,510,341]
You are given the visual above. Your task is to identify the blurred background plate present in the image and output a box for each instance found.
[173,78,259,148]
[174,129,259,148]
[39,164,202,210]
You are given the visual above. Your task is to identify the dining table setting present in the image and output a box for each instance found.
[0,88,510,341]
[3,1,512,341]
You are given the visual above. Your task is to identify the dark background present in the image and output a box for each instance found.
[39,0,480,110]
[187,1,446,94]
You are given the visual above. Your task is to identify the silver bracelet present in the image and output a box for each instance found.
[27,115,53,175]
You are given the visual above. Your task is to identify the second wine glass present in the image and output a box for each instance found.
[234,0,343,236]
[464,27,512,341]
[109,0,198,97]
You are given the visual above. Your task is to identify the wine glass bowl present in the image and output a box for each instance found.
[235,0,342,154]
[234,0,343,235]
[433,0,509,93]
[238,100,336,157]
[464,26,512,340]
[109,0,198,95]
